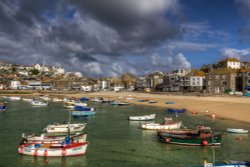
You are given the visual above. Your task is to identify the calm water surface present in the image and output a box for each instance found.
[0,98,250,167]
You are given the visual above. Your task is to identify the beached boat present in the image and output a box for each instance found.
[148,101,157,104]
[141,121,182,130]
[44,123,86,133]
[39,96,51,101]
[31,100,48,106]
[129,114,156,121]
[157,126,222,146]
[227,128,248,133]
[8,96,21,100]
[111,101,130,106]
[165,101,175,104]
[137,99,149,102]
[0,102,7,111]
[80,97,89,101]
[71,111,96,117]
[74,101,87,107]
[18,141,89,157]
[20,133,87,144]
[22,98,33,102]
[167,108,187,113]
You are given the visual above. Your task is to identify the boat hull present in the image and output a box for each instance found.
[45,123,86,133]
[227,128,248,133]
[129,114,156,121]
[18,142,88,157]
[71,111,96,117]
[141,121,182,130]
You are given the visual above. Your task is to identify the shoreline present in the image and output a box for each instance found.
[1,91,250,124]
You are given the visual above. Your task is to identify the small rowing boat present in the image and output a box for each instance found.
[227,128,248,134]
[129,114,156,121]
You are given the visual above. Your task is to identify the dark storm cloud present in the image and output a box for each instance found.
[0,0,190,77]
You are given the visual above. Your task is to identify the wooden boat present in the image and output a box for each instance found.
[148,101,157,104]
[44,123,86,133]
[141,121,182,130]
[129,114,156,121]
[167,108,187,113]
[137,99,149,102]
[111,101,130,106]
[80,97,89,101]
[20,133,87,144]
[0,102,7,111]
[157,126,222,146]
[18,141,88,157]
[31,100,48,106]
[71,111,96,117]
[227,128,248,133]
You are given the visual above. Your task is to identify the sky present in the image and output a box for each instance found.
[1,0,250,77]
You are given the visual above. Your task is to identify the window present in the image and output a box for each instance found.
[222,75,226,79]
[248,73,250,77]
[215,75,220,79]
[208,81,211,85]
[209,75,212,79]
[222,81,227,85]
[193,82,195,85]
[192,78,195,81]
[248,80,250,84]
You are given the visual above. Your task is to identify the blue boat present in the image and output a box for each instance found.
[74,106,95,111]
[0,102,7,111]
[167,108,186,113]
[80,97,89,101]
[71,111,96,117]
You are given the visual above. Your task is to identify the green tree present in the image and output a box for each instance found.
[30,69,40,75]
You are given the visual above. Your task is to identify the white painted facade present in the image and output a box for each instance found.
[114,86,124,92]
[225,61,241,69]
[101,81,108,90]
[81,85,93,92]
[28,80,41,89]
[10,81,21,89]
[190,76,204,87]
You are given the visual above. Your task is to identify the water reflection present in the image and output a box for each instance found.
[18,155,87,167]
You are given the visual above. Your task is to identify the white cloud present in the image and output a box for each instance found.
[221,48,250,59]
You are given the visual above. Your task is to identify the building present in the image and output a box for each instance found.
[219,58,241,69]
[185,70,205,92]
[206,68,238,93]
[10,80,21,89]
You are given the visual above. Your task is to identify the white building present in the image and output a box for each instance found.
[81,85,93,92]
[220,58,241,69]
[27,80,41,89]
[10,81,21,89]
[101,80,108,90]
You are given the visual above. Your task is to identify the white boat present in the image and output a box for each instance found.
[141,121,182,130]
[227,128,248,133]
[39,96,51,101]
[44,123,87,133]
[129,114,156,121]
[74,101,87,107]
[22,98,33,102]
[31,101,48,106]
[9,96,21,100]
[21,133,87,144]
[18,141,88,157]
[52,98,63,102]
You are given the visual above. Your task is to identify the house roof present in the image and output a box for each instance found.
[208,68,238,75]
[220,58,240,62]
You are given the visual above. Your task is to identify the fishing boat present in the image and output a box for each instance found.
[39,96,51,101]
[227,128,248,133]
[141,121,182,130]
[74,106,95,111]
[167,108,187,113]
[44,123,86,133]
[74,101,88,107]
[18,141,89,157]
[157,126,222,146]
[129,114,156,121]
[165,101,175,104]
[31,100,48,106]
[80,97,89,101]
[71,111,96,117]
[111,101,130,106]
[0,102,7,111]
[20,133,87,144]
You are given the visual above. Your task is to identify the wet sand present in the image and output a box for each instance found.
[65,92,250,123]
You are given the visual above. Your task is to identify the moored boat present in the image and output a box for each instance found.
[22,98,33,102]
[129,114,156,121]
[158,126,222,146]
[8,96,21,100]
[141,121,182,130]
[44,123,86,133]
[0,102,7,111]
[20,133,87,144]
[74,101,87,107]
[71,111,96,117]
[18,141,88,157]
[167,108,187,113]
[31,100,48,106]
[227,128,248,133]
[74,106,95,111]
[194,160,250,167]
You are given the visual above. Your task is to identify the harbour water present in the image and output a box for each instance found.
[0,99,250,167]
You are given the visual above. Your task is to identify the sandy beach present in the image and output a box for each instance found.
[64,92,250,124]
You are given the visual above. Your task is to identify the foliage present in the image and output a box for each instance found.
[30,69,40,75]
